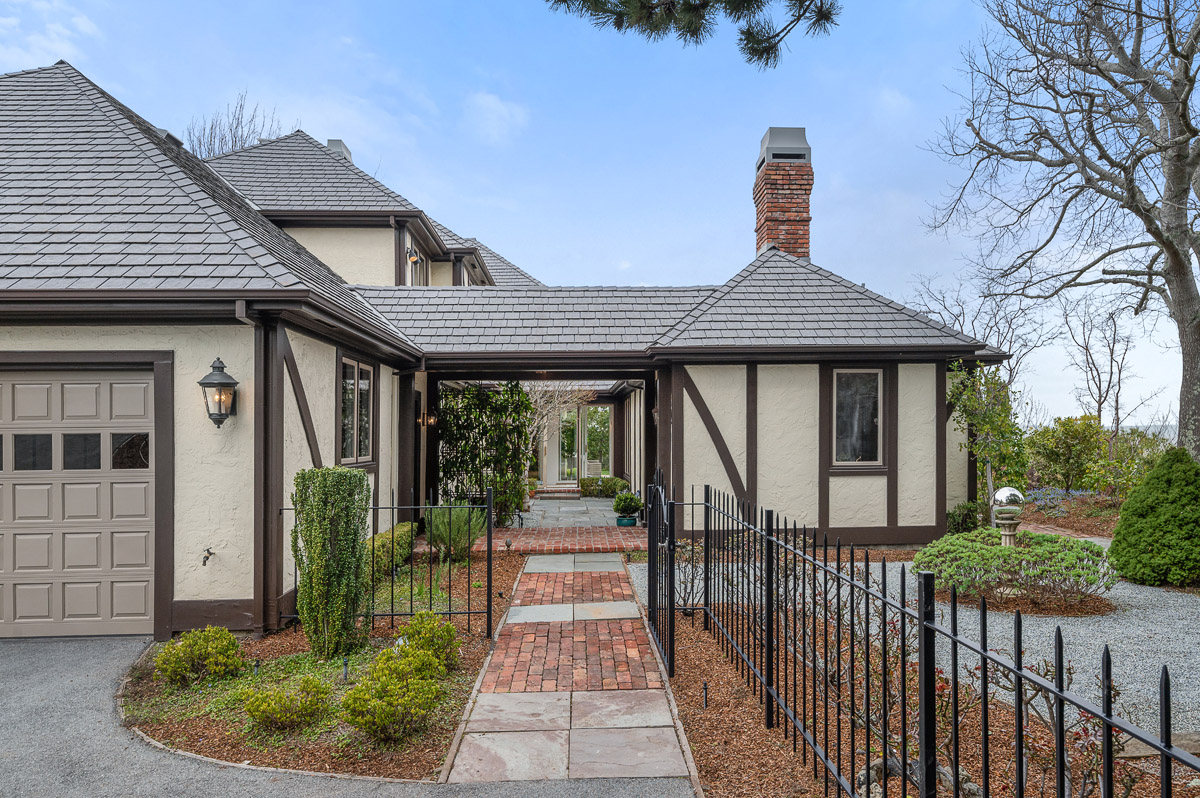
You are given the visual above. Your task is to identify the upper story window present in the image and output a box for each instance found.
[833,369,882,465]
[340,357,374,463]
[406,246,430,286]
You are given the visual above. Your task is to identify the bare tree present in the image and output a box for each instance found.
[932,1,1199,459]
[908,273,1059,389]
[184,90,288,159]
[521,381,598,478]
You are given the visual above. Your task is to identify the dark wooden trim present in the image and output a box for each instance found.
[265,319,286,631]
[936,362,948,535]
[333,349,380,469]
[392,217,408,287]
[822,525,940,546]
[152,356,176,641]
[746,364,758,506]
[0,350,177,369]
[171,598,257,631]
[612,399,627,482]
[425,379,441,504]
[818,365,831,528]
[886,363,899,528]
[679,369,748,502]
[280,328,323,468]
[643,375,656,495]
[670,365,684,502]
[278,587,296,621]
[396,373,416,506]
[253,326,266,634]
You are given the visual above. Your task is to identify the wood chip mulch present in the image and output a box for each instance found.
[934,590,1116,617]
[124,552,526,781]
[1023,496,1119,538]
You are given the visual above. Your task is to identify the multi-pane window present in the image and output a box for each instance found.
[340,357,374,463]
[833,369,882,465]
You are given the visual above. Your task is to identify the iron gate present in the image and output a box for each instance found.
[645,467,675,676]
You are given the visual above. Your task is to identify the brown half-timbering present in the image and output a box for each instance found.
[173,598,256,630]
[280,328,322,468]
[643,375,656,495]
[886,363,899,528]
[266,318,286,631]
[670,364,685,501]
[679,368,748,503]
[818,365,831,528]
[0,350,177,640]
[253,324,267,633]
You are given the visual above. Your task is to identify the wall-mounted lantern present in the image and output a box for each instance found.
[420,410,438,427]
[198,357,238,428]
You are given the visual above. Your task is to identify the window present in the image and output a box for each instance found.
[63,433,101,470]
[833,369,882,465]
[112,433,150,469]
[14,434,52,471]
[340,357,374,463]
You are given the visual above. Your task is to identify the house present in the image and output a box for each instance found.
[0,62,999,639]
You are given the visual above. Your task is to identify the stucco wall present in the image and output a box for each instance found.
[828,474,888,527]
[757,365,819,526]
[626,387,645,493]
[430,261,454,286]
[946,412,969,509]
[281,328,337,590]
[682,365,746,527]
[284,227,394,286]
[896,364,937,526]
[0,324,255,601]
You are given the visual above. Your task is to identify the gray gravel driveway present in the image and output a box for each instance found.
[0,636,693,798]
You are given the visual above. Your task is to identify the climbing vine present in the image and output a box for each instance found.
[438,381,534,526]
[291,466,371,658]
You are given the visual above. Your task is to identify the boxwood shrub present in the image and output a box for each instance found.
[154,625,245,687]
[245,674,332,731]
[397,611,459,671]
[341,647,446,741]
[1108,448,1200,586]
[913,528,1117,609]
[370,522,415,582]
[579,477,601,497]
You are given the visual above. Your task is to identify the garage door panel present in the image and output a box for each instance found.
[0,369,155,637]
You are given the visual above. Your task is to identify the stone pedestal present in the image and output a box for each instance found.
[997,518,1019,547]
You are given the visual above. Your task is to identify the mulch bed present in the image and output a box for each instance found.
[934,590,1116,617]
[1023,495,1120,538]
[123,551,525,781]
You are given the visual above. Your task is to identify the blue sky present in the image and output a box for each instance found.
[0,0,1180,423]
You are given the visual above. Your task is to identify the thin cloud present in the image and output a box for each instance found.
[462,91,528,145]
[0,2,101,71]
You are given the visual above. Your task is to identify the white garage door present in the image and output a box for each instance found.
[0,371,155,636]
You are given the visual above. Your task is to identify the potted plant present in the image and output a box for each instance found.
[613,491,643,526]
[527,477,538,499]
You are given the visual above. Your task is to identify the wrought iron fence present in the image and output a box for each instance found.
[658,484,1200,798]
[646,467,676,676]
[280,489,493,637]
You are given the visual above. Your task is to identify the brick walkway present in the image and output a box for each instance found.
[476,526,647,554]
[445,552,690,785]
[512,571,636,606]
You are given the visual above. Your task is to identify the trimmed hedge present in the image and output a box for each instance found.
[341,647,446,741]
[580,476,630,498]
[913,528,1117,609]
[1108,448,1200,586]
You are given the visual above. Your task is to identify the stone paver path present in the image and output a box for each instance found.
[446,553,690,785]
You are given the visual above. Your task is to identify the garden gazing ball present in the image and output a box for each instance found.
[992,487,1024,520]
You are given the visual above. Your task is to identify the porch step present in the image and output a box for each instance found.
[534,488,581,500]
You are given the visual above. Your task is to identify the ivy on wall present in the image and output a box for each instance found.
[438,381,534,526]
[291,466,371,658]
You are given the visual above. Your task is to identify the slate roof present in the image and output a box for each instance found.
[655,249,986,350]
[0,62,413,349]
[466,239,545,287]
[206,130,418,212]
[357,286,715,352]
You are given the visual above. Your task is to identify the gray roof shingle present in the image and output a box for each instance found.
[0,62,412,349]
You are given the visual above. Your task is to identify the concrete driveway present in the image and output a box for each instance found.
[0,636,694,798]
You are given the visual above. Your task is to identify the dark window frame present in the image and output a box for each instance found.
[335,352,378,467]
[831,367,886,471]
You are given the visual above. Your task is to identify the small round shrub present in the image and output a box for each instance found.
[154,626,245,687]
[1108,448,1200,586]
[613,492,643,516]
[341,648,446,741]
[397,611,459,670]
[913,528,1117,609]
[579,477,601,497]
[245,674,332,731]
[599,477,630,498]
[945,500,988,536]
[370,522,415,582]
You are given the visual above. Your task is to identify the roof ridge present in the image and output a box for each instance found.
[0,61,71,82]
[653,249,774,346]
[204,129,310,161]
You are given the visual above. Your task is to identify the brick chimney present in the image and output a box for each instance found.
[754,127,812,258]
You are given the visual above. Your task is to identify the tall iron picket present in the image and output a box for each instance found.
[646,467,676,676]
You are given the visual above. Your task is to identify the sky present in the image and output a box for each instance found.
[0,0,1181,424]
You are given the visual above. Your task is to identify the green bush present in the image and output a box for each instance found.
[613,492,643,516]
[426,503,486,562]
[1027,416,1106,491]
[398,611,459,670]
[1108,448,1200,586]
[579,477,601,497]
[599,477,630,497]
[913,528,1117,609]
[341,648,446,741]
[291,466,372,659]
[1082,428,1172,503]
[945,500,987,536]
[154,626,245,687]
[245,674,332,731]
[370,522,415,582]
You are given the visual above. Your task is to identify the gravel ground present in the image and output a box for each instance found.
[630,561,1200,732]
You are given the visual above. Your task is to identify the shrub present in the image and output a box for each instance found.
[914,528,1117,609]
[154,626,245,687]
[245,674,332,731]
[426,503,486,562]
[397,611,459,670]
[1027,416,1106,492]
[599,477,630,497]
[1108,448,1200,586]
[579,477,601,497]
[945,500,987,536]
[291,466,372,659]
[341,648,446,741]
[370,522,415,582]
[1082,428,1172,503]
[613,492,643,516]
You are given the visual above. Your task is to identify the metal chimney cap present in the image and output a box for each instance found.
[327,139,353,162]
[757,127,811,171]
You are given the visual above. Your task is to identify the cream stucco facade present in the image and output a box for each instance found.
[757,365,820,526]
[284,227,394,287]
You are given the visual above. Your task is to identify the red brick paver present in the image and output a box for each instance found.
[481,620,662,693]
[476,526,646,554]
[511,572,636,606]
